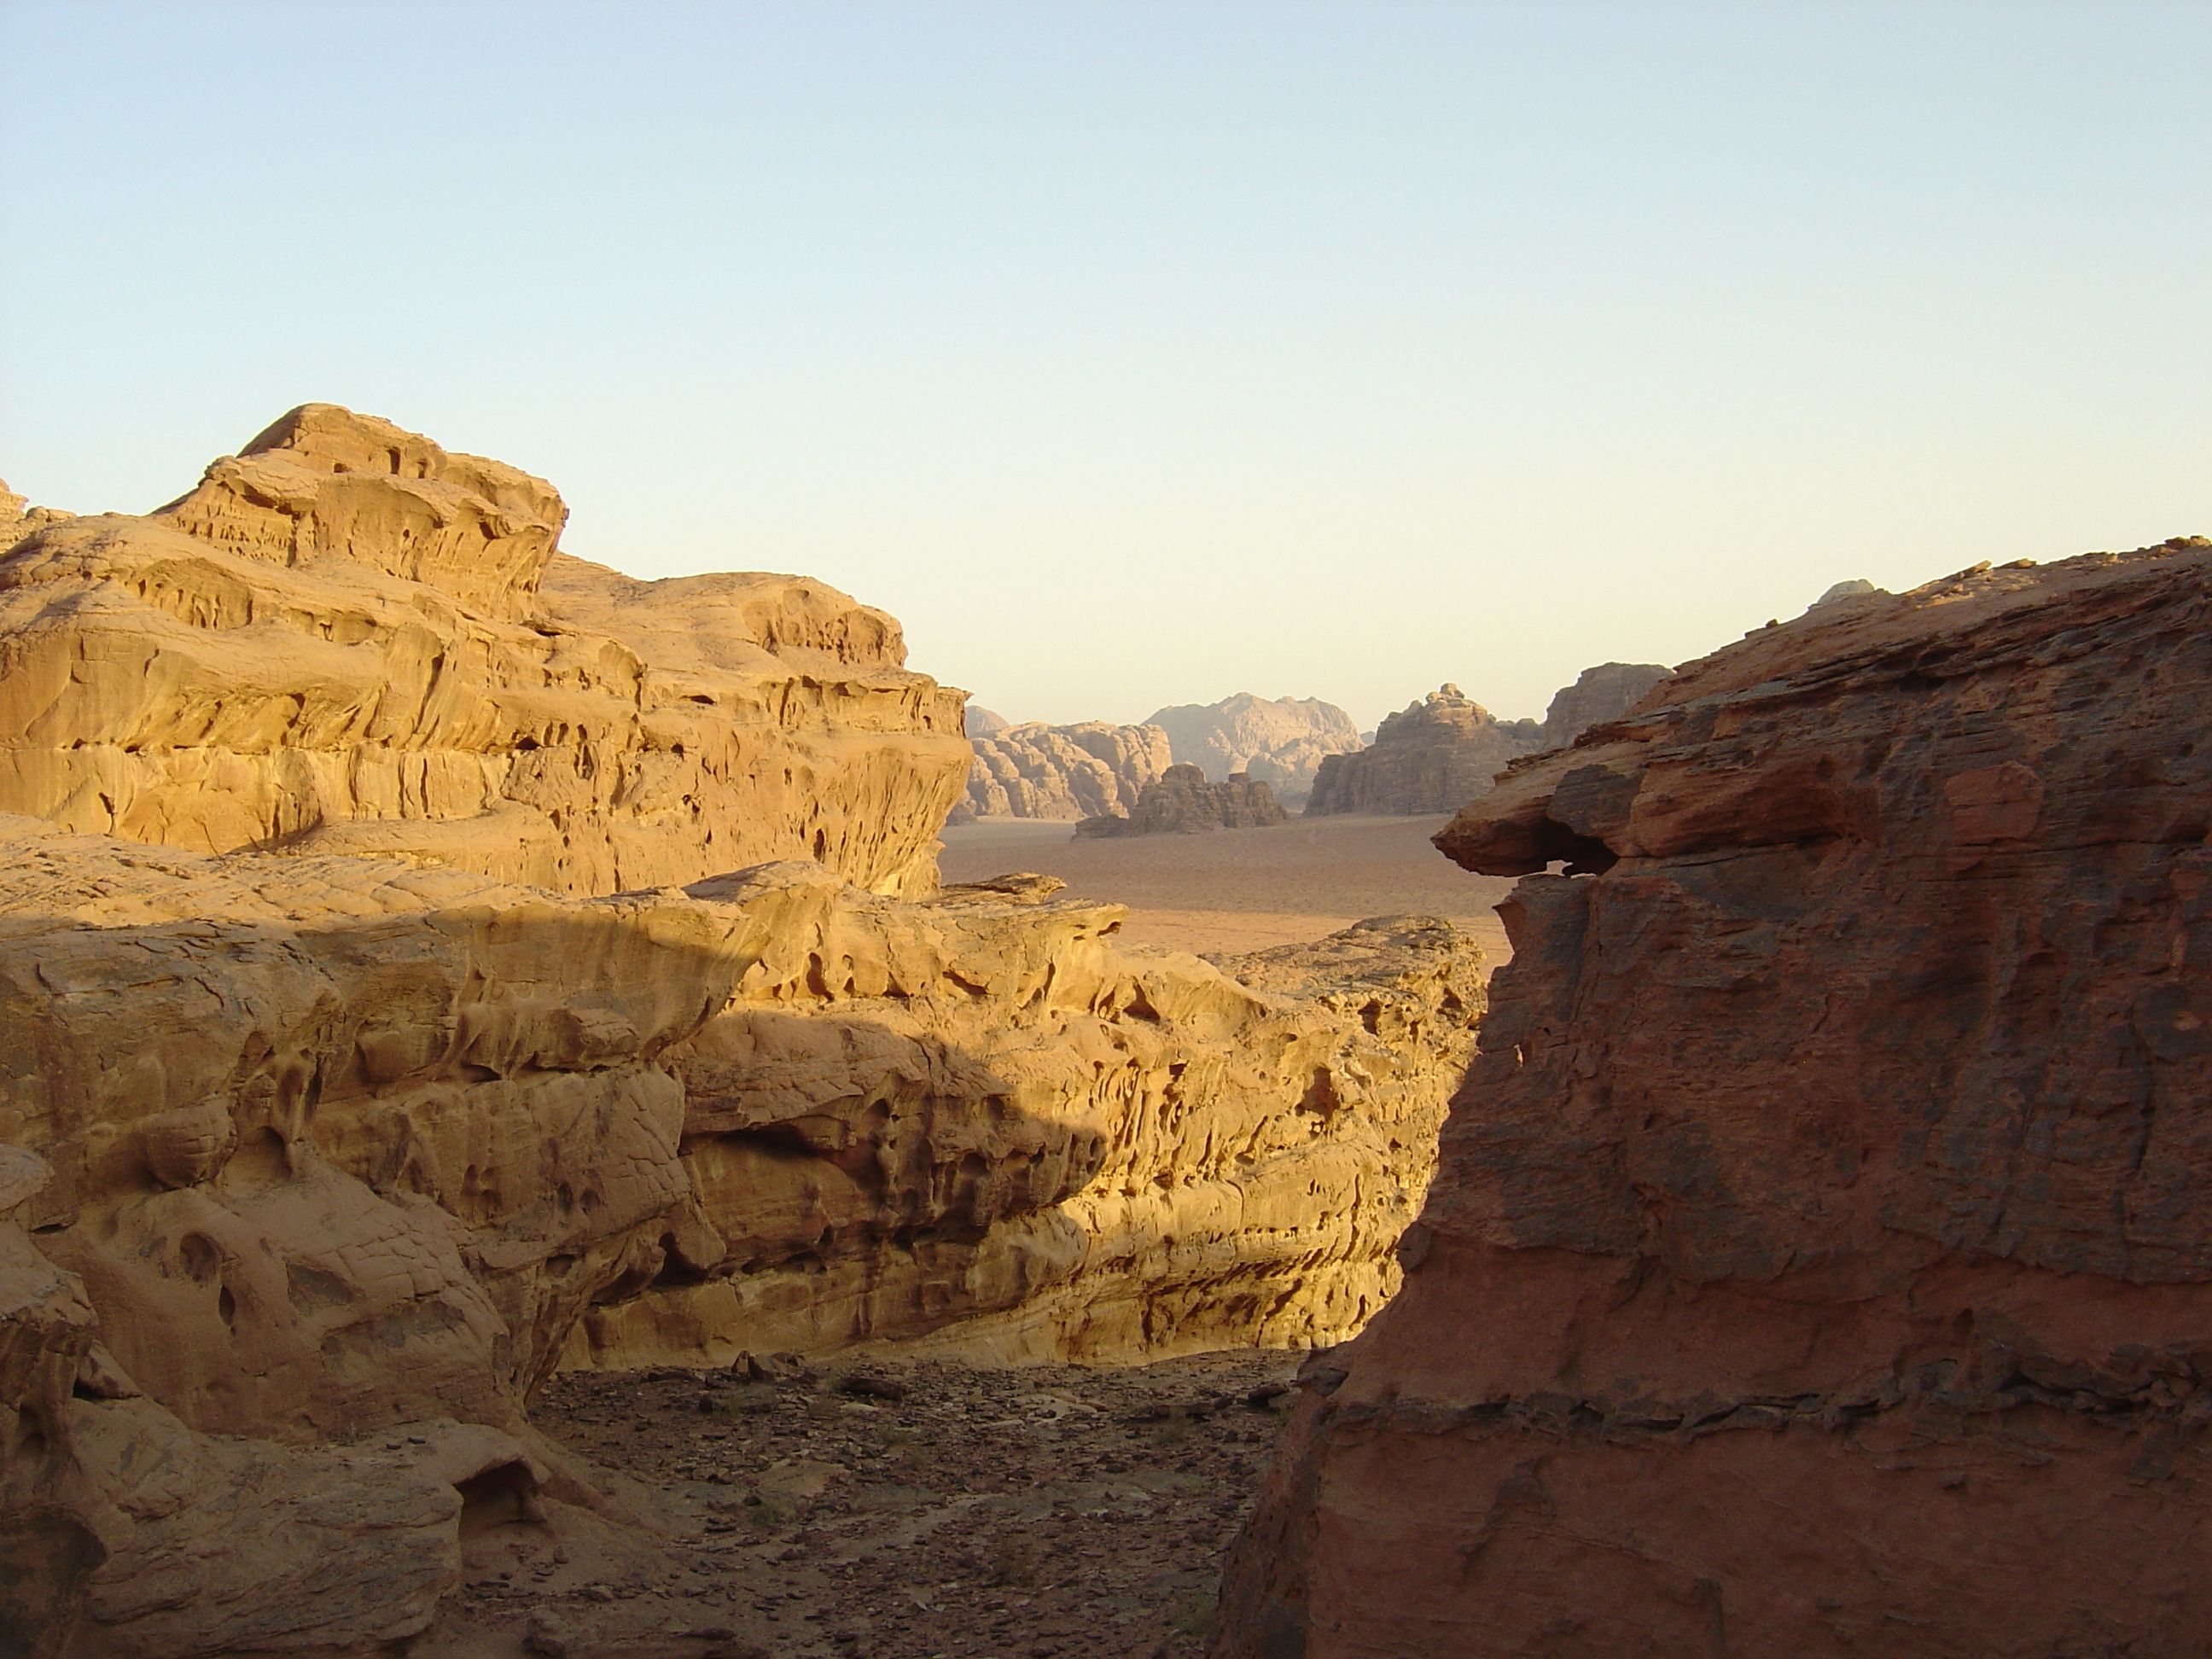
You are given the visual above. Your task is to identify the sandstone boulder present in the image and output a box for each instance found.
[1214,537,2212,1659]
[1144,694,1360,807]
[1304,684,1544,817]
[1074,764,1289,838]
[961,719,1173,820]
[0,406,970,899]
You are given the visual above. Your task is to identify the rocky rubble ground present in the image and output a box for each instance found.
[423,1350,1302,1659]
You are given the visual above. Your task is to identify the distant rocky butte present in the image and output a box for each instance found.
[1074,763,1289,838]
[1214,538,2212,1658]
[963,703,1010,738]
[0,410,1487,1656]
[1305,683,1545,817]
[1144,693,1360,806]
[0,404,969,899]
[1539,659,1671,748]
[955,719,1173,822]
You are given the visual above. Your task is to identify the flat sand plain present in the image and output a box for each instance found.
[939,812,1516,969]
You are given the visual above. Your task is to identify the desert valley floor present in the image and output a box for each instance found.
[939,812,1517,964]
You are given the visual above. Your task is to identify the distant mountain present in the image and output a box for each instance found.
[1142,693,1361,807]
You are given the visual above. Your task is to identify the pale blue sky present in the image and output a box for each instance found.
[3,1,2205,728]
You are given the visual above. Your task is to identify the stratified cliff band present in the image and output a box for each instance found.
[1213,539,2212,1658]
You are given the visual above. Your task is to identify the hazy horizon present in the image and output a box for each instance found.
[3,0,2205,731]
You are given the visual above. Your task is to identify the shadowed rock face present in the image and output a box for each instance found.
[1214,538,2212,1659]
[0,821,1483,1655]
[0,405,969,899]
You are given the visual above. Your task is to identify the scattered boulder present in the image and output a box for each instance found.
[1143,693,1360,807]
[1074,764,1289,837]
[959,720,1173,821]
[1214,537,2212,1658]
[1304,684,1544,816]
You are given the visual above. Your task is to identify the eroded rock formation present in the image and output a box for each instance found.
[1,816,1481,1653]
[1144,694,1359,807]
[0,405,969,899]
[0,479,73,546]
[1304,685,1543,817]
[958,719,1173,821]
[1214,538,2212,1659]
[1074,764,1289,838]
[0,404,1488,1656]
[1537,660,1669,748]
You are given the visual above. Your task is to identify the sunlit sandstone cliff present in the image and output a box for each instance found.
[0,410,1486,1656]
[0,405,969,899]
[1214,538,2212,1659]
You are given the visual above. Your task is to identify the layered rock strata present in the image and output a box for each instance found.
[0,813,1482,1654]
[1214,538,2212,1658]
[1074,764,1289,838]
[957,719,1172,822]
[1304,684,1543,817]
[1144,694,1360,807]
[0,405,970,899]
[1537,660,1669,748]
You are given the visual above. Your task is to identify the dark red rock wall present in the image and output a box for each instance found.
[1214,539,2212,1659]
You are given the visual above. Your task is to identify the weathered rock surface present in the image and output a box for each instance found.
[0,814,1481,1653]
[1074,764,1289,839]
[1304,684,1544,817]
[0,479,73,547]
[1215,538,2212,1659]
[958,719,1173,821]
[1144,694,1360,807]
[1537,660,1670,748]
[0,405,970,899]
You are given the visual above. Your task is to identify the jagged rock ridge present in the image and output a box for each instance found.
[0,405,970,899]
[1214,538,2212,1659]
[1144,694,1360,807]
[1074,764,1289,838]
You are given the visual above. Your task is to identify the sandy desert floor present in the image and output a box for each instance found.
[938,812,1516,969]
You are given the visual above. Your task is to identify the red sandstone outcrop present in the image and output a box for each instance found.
[1537,659,1670,748]
[1304,684,1544,817]
[1214,537,2212,1658]
[0,405,970,899]
[958,719,1173,821]
[1144,694,1360,807]
[1075,764,1289,838]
